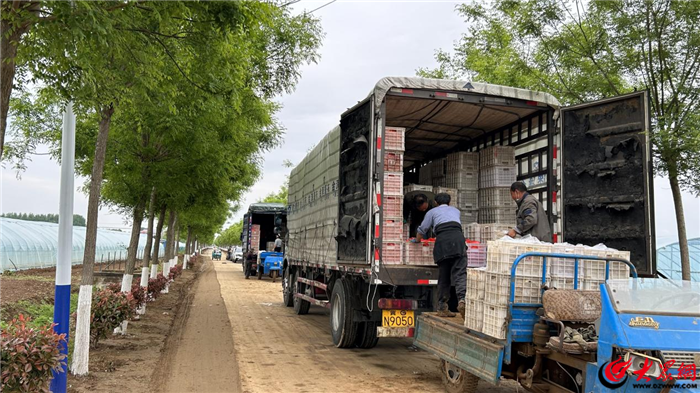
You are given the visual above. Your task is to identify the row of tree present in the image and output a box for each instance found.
[1,0,321,377]
[1,212,86,226]
[419,0,700,279]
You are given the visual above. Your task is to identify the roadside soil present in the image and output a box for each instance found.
[67,257,201,392]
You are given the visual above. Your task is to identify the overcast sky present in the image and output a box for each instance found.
[1,0,698,248]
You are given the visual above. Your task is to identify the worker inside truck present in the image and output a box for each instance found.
[403,191,436,238]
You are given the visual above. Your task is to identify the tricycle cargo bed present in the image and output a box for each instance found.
[414,313,503,385]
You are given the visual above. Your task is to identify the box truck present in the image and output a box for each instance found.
[282,77,654,348]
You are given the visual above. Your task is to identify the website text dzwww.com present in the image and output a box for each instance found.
[633,383,698,389]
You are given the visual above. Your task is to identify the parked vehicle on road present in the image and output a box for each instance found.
[283,76,655,350]
[241,203,287,279]
[212,249,222,261]
[256,251,284,282]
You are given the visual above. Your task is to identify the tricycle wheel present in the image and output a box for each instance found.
[271,270,278,283]
[441,360,479,393]
[257,268,263,280]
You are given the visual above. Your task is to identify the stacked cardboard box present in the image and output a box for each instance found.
[478,146,516,225]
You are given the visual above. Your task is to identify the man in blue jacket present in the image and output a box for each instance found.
[413,193,467,318]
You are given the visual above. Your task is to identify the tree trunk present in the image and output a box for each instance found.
[174,220,180,258]
[669,171,691,280]
[151,204,167,265]
[0,1,39,158]
[186,226,192,254]
[142,188,157,268]
[124,201,145,275]
[165,210,176,261]
[80,105,113,285]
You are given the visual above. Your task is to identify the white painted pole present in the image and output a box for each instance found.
[52,102,75,390]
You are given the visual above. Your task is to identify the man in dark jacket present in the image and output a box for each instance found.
[414,193,467,318]
[403,192,436,238]
[507,182,552,242]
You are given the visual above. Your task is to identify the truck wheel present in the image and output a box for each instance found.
[330,278,358,348]
[354,321,379,349]
[441,360,479,393]
[293,271,310,315]
[282,267,294,307]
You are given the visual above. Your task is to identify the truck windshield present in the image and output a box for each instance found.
[607,278,700,316]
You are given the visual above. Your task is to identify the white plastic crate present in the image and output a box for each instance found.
[465,300,484,331]
[465,223,481,242]
[484,273,543,305]
[480,146,516,168]
[402,224,409,239]
[582,279,604,291]
[549,243,582,279]
[479,187,515,208]
[382,219,403,241]
[419,162,433,185]
[482,303,508,339]
[466,268,486,300]
[486,240,552,277]
[384,127,405,151]
[479,166,517,188]
[383,172,404,196]
[447,151,479,172]
[384,151,403,172]
[382,195,402,218]
[382,241,403,265]
[460,209,478,224]
[580,247,631,280]
[467,242,487,268]
[431,177,446,187]
[456,191,478,210]
[403,241,434,265]
[549,277,578,290]
[480,224,511,242]
[431,158,446,178]
[478,207,516,224]
[404,184,433,193]
[445,171,479,190]
[433,187,457,203]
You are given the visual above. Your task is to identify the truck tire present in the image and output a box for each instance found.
[330,278,358,348]
[282,266,294,307]
[354,321,379,349]
[293,271,310,315]
[441,360,479,393]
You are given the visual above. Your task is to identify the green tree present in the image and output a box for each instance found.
[419,0,700,280]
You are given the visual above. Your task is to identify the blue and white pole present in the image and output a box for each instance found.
[50,102,76,393]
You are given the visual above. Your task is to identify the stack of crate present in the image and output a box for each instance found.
[382,126,406,265]
[419,162,433,185]
[403,241,435,266]
[480,223,512,242]
[547,243,631,290]
[446,151,480,225]
[478,146,517,225]
[464,223,481,242]
[250,225,261,251]
[465,268,486,330]
[431,158,446,187]
[466,241,487,267]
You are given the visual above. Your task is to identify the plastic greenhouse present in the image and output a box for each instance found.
[0,217,166,272]
[656,237,700,282]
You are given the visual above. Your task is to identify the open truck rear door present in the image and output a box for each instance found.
[561,91,655,276]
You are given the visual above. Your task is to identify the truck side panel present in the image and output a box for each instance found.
[287,126,340,266]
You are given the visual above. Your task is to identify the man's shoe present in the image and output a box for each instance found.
[457,300,466,320]
[436,304,456,317]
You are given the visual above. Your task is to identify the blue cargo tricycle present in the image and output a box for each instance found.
[257,251,284,282]
[414,252,700,393]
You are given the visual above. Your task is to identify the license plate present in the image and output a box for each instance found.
[382,309,415,328]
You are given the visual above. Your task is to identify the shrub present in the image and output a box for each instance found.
[105,282,146,312]
[169,264,183,281]
[147,274,168,301]
[0,315,67,393]
[90,289,136,347]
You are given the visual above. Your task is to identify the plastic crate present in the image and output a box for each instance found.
[419,162,433,185]
[486,240,552,277]
[478,207,516,224]
[445,171,479,191]
[403,224,409,239]
[480,146,516,168]
[460,209,478,225]
[384,151,404,172]
[479,166,517,188]
[549,243,582,279]
[467,242,487,268]
[431,158,446,178]
[383,172,404,196]
[580,247,631,280]
[403,241,434,265]
[465,300,484,331]
[382,219,403,241]
[480,224,511,242]
[447,151,479,172]
[384,127,405,151]
[382,241,403,265]
[433,187,457,203]
[482,303,508,339]
[466,268,486,300]
[382,195,402,218]
[431,177,446,187]
[484,273,543,305]
[465,223,481,242]
[404,184,433,193]
[582,279,604,291]
[549,277,578,290]
[479,187,515,208]
[456,191,478,210]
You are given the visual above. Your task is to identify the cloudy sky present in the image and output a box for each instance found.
[1,0,698,248]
